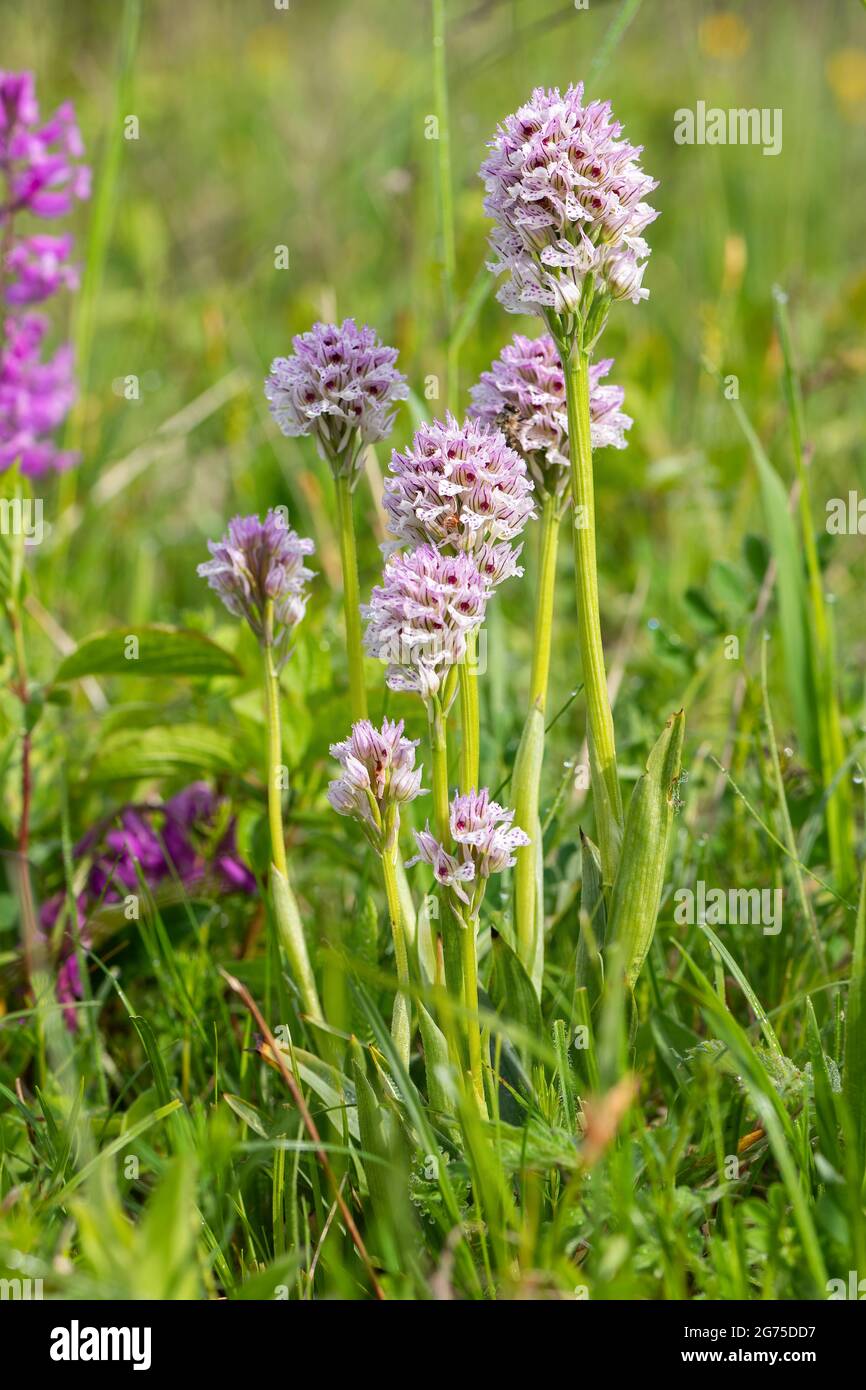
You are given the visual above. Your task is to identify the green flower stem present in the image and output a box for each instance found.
[458,630,480,792]
[381,839,412,1068]
[564,341,623,883]
[334,470,368,722]
[426,690,464,1002]
[263,604,323,1023]
[461,911,487,1117]
[512,490,560,987]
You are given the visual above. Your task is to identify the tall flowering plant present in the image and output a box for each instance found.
[199,511,323,1023]
[265,318,408,722]
[470,334,631,986]
[0,70,90,476]
[481,84,658,886]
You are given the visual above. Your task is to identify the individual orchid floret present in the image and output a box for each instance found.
[383,413,535,569]
[480,84,657,341]
[362,544,488,701]
[409,788,530,911]
[265,318,408,477]
[328,717,425,852]
[469,334,631,496]
[198,509,315,666]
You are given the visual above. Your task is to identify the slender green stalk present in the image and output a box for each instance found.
[458,630,480,792]
[381,840,412,1068]
[563,340,623,882]
[461,911,487,1116]
[263,604,323,1022]
[426,691,463,1001]
[334,472,368,722]
[512,492,560,985]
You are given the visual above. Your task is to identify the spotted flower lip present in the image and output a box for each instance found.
[264,318,408,473]
[408,787,530,906]
[481,84,658,324]
[198,509,315,664]
[469,333,631,494]
[362,544,488,701]
[327,717,425,850]
[383,413,535,566]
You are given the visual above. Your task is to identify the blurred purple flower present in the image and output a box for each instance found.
[362,544,488,701]
[383,413,535,571]
[198,510,315,667]
[265,318,408,474]
[1,70,89,476]
[41,783,255,1030]
[469,333,631,495]
[480,84,657,327]
[0,314,77,475]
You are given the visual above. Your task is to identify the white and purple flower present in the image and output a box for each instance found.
[198,510,315,664]
[409,788,530,907]
[481,84,658,328]
[327,717,424,851]
[469,333,631,495]
[362,544,488,701]
[383,413,535,569]
[265,318,408,474]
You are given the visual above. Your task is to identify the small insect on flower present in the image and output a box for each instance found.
[383,412,535,567]
[409,788,530,909]
[469,334,631,498]
[327,717,425,853]
[197,509,315,668]
[264,318,408,477]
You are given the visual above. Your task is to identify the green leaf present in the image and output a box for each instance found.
[54,624,241,681]
[845,858,866,1164]
[607,709,685,988]
[489,930,543,1046]
[91,723,243,780]
[223,1092,269,1139]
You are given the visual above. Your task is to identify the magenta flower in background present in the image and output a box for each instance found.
[362,544,488,701]
[409,787,530,908]
[383,413,535,572]
[198,509,315,667]
[469,333,631,495]
[328,717,424,852]
[0,314,77,474]
[481,84,657,335]
[0,70,89,476]
[41,783,255,1029]
[265,318,408,475]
